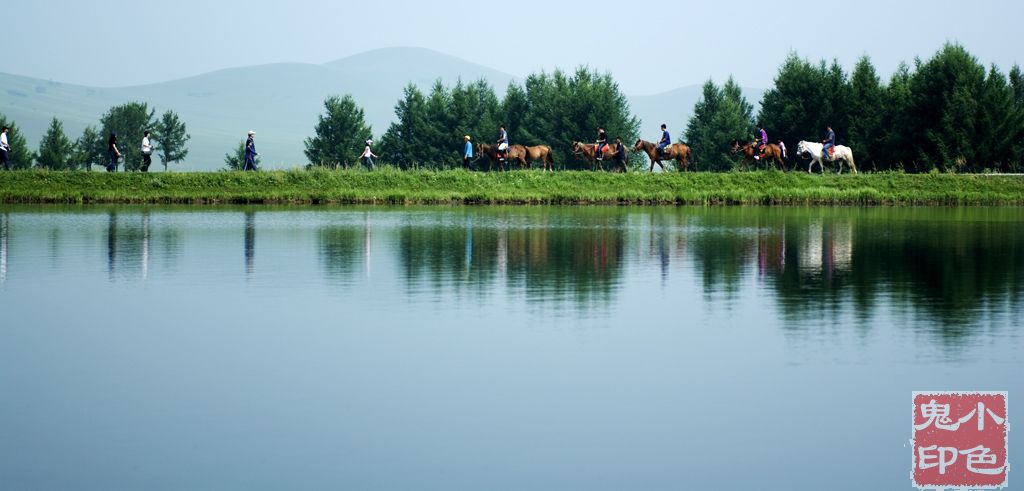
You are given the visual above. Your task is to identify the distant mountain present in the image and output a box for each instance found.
[0,47,516,169]
[0,48,762,169]
[628,86,765,141]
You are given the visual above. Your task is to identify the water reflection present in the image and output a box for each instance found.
[244,211,255,275]
[105,210,181,281]
[0,212,8,283]
[395,210,626,308]
[2,206,1022,340]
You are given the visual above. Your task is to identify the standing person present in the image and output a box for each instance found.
[496,126,509,160]
[106,133,121,172]
[595,127,608,160]
[140,131,153,172]
[243,131,258,171]
[462,135,473,169]
[822,126,835,161]
[360,139,377,170]
[613,137,627,170]
[657,124,671,157]
[0,127,10,171]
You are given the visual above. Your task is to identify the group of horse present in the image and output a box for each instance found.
[730,140,858,174]
[473,138,858,174]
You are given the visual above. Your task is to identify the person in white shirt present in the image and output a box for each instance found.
[141,131,153,172]
[0,127,10,171]
[360,139,377,170]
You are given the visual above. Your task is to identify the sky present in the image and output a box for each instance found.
[5,0,1023,95]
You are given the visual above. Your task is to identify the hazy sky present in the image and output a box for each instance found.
[6,0,1022,94]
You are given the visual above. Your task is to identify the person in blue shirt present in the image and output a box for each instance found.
[463,135,473,169]
[244,131,259,171]
[658,124,671,157]
[822,126,835,161]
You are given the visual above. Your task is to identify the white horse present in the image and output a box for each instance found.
[796,140,858,174]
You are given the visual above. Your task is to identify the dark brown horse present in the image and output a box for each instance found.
[731,140,786,171]
[476,143,528,170]
[572,141,627,172]
[523,145,555,171]
[633,139,693,172]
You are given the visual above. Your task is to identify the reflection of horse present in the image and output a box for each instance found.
[572,141,627,172]
[523,145,555,172]
[731,140,786,171]
[633,139,693,172]
[476,143,527,170]
[796,140,857,174]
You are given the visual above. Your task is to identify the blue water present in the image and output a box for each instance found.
[0,206,1021,490]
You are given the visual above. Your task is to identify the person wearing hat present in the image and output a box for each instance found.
[243,131,258,171]
[462,135,473,169]
[360,139,377,170]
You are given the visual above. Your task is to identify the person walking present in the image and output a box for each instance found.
[106,133,121,172]
[360,139,377,170]
[463,135,473,169]
[0,127,10,171]
[140,131,153,172]
[243,131,258,171]
[613,137,627,170]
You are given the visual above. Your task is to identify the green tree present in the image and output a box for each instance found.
[881,63,915,170]
[0,114,35,169]
[420,80,456,167]
[758,54,848,154]
[35,117,74,170]
[1011,65,1024,169]
[154,110,190,171]
[379,84,429,169]
[499,82,529,143]
[521,67,640,169]
[847,56,886,171]
[71,125,105,171]
[452,79,500,157]
[99,102,156,172]
[906,43,987,170]
[974,65,1023,171]
[304,95,373,168]
[224,140,247,170]
[685,78,754,171]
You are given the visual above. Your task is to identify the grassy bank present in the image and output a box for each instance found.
[1,168,1023,205]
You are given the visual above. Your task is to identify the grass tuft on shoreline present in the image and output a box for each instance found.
[1,168,1022,206]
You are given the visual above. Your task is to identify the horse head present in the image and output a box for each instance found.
[571,141,583,153]
[633,139,645,151]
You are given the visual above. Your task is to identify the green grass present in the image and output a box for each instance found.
[1,168,1023,205]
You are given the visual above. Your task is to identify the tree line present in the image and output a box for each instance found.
[1,103,190,171]
[3,42,1021,173]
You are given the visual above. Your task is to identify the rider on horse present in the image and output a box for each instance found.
[497,125,510,159]
[595,127,608,160]
[755,124,768,161]
[658,124,671,157]
[822,126,835,161]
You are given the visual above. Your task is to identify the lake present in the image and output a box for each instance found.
[0,205,1021,490]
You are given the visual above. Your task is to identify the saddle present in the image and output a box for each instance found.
[828,146,835,157]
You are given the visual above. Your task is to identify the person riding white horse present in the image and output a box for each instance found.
[822,126,836,162]
[796,140,858,174]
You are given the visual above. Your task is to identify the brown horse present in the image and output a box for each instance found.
[523,145,555,171]
[571,141,627,172]
[633,139,693,172]
[731,140,786,171]
[475,143,528,170]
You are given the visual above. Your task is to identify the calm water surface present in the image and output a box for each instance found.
[0,205,1021,490]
